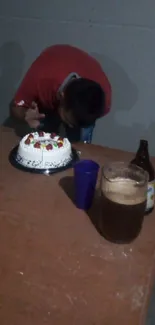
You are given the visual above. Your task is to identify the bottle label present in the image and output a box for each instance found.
[146,181,155,211]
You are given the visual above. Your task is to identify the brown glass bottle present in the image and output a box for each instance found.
[131,140,155,214]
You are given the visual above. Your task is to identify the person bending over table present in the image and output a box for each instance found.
[10,44,112,143]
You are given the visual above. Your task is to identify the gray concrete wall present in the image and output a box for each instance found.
[0,0,154,155]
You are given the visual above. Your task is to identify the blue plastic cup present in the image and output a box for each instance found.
[74,159,100,210]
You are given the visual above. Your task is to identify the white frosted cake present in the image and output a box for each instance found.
[16,131,72,169]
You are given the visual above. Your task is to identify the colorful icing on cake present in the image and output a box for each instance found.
[16,131,72,169]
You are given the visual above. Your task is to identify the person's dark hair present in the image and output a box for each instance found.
[63,78,105,127]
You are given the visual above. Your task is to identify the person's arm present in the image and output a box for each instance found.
[10,100,28,121]
[10,99,45,129]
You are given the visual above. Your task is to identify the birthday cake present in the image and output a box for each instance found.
[16,131,72,169]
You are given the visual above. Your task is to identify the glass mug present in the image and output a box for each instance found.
[100,162,148,244]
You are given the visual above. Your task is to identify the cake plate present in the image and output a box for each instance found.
[9,145,79,175]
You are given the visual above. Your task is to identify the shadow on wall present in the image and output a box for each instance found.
[0,41,25,128]
[91,53,155,156]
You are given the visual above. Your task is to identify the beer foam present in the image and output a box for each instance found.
[102,177,146,205]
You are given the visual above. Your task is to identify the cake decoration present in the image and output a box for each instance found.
[25,138,31,145]
[34,142,41,149]
[46,144,53,150]
[58,142,63,148]
[50,132,56,138]
[38,131,44,137]
[58,137,63,141]
[28,133,34,139]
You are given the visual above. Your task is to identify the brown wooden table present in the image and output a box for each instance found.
[0,127,155,325]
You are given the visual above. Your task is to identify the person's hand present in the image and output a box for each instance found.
[25,102,45,128]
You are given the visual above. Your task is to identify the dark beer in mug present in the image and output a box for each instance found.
[100,162,148,244]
